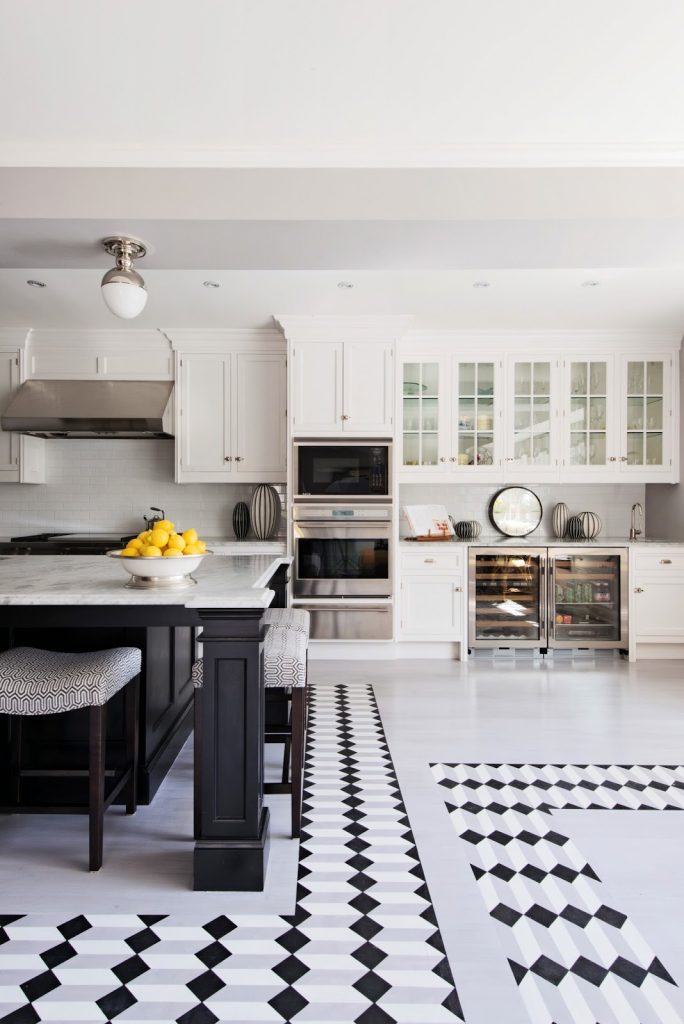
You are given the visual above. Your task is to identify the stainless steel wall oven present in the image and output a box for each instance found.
[293,505,392,598]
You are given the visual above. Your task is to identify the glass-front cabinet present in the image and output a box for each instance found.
[504,358,559,480]
[452,360,499,474]
[401,359,448,473]
[620,356,672,478]
[562,356,616,477]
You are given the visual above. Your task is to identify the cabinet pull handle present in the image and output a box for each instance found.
[424,558,435,563]
[660,558,672,564]
[235,456,244,462]
[634,586,644,593]
[505,457,515,461]
[224,456,232,462]
[341,414,350,420]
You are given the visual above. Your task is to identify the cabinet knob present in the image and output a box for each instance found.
[608,456,617,462]
[660,558,672,564]
[454,585,463,592]
[341,414,350,421]
[224,456,232,462]
[449,456,457,462]
[235,456,244,462]
[439,457,447,462]
[505,457,516,462]
[634,586,644,593]
[620,456,628,462]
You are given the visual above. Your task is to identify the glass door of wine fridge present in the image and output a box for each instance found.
[468,548,546,648]
[549,548,628,649]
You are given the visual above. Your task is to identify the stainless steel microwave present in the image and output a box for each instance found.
[293,441,392,500]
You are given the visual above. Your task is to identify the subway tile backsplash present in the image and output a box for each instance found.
[0,440,286,538]
[399,482,646,539]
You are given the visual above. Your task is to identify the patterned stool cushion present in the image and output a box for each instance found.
[192,621,307,690]
[0,646,141,716]
[263,607,310,637]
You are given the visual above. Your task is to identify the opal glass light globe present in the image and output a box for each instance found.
[101,269,147,319]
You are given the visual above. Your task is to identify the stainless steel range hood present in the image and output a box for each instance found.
[1,380,174,438]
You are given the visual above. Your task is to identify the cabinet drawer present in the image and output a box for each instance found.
[633,552,684,575]
[401,547,464,572]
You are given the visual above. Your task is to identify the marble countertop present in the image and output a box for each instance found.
[0,553,292,607]
[400,536,684,547]
[205,539,286,555]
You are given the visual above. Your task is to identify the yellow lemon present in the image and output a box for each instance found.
[150,528,169,549]
[183,542,202,555]
[141,545,162,557]
[157,520,175,533]
[196,540,207,553]
[167,534,186,551]
[128,538,143,551]
[162,547,183,557]
[120,547,139,557]
[182,528,198,545]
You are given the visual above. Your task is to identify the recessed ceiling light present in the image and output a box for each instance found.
[203,280,220,289]
[26,279,46,288]
[337,281,354,289]
[473,281,490,288]
[582,280,600,287]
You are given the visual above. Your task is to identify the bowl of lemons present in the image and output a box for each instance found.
[108,520,209,589]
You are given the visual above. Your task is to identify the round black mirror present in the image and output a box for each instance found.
[489,487,543,537]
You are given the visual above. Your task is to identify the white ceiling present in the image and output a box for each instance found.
[2,3,684,333]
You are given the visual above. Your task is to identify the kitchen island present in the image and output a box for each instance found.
[0,552,291,891]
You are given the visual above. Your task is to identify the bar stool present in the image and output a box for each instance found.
[192,608,309,838]
[0,646,141,870]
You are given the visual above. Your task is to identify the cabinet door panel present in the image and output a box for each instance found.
[291,342,343,434]
[400,357,450,475]
[178,354,230,478]
[619,355,674,480]
[343,342,393,434]
[562,356,617,478]
[234,352,286,478]
[452,358,500,475]
[401,575,462,639]
[634,581,684,638]
[505,357,559,481]
[0,353,18,477]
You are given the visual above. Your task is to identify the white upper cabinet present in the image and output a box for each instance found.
[291,340,393,436]
[176,349,286,483]
[560,356,616,479]
[27,330,174,380]
[291,342,344,434]
[401,358,450,474]
[451,359,501,477]
[0,348,45,484]
[618,355,675,480]
[503,357,560,481]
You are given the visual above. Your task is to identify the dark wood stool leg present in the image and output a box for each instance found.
[89,704,107,871]
[281,736,291,784]
[125,677,139,815]
[9,716,22,805]
[290,687,306,839]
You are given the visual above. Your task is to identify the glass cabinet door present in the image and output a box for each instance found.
[401,361,444,470]
[469,550,544,647]
[453,360,497,471]
[624,359,667,470]
[567,358,611,471]
[507,360,555,472]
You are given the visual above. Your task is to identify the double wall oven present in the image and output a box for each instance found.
[292,442,393,640]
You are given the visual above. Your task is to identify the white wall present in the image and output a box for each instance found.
[400,482,645,540]
[0,439,285,538]
[646,349,684,540]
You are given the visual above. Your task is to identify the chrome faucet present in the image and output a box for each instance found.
[630,502,643,541]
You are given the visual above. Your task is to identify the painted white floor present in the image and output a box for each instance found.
[2,653,684,1024]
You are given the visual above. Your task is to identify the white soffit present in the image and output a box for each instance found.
[2,1,684,169]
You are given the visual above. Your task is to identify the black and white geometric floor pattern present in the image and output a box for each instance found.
[432,761,684,1024]
[0,683,462,1024]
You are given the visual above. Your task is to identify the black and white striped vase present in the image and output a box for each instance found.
[454,520,482,540]
[580,511,602,540]
[232,501,250,540]
[250,484,281,540]
[566,514,585,540]
[552,502,569,538]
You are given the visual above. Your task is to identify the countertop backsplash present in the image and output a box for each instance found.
[0,439,286,538]
[399,482,646,540]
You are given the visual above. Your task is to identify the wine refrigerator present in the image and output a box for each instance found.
[468,547,629,650]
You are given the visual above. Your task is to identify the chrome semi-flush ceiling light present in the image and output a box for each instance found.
[101,236,148,319]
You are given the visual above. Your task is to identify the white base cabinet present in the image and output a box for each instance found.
[399,546,464,642]
[631,547,684,653]
[0,349,45,484]
[176,350,286,483]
